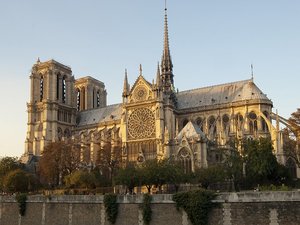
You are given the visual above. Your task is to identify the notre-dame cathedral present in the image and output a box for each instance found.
[23,9,286,172]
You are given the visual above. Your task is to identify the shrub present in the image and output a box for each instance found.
[3,169,29,193]
[104,194,118,224]
[16,193,27,216]
[173,189,217,225]
[142,194,152,225]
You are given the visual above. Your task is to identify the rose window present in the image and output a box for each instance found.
[128,108,155,139]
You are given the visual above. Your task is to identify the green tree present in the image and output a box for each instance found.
[242,137,288,186]
[165,160,187,192]
[115,163,139,194]
[224,144,244,191]
[283,108,300,168]
[193,165,226,189]
[3,169,29,193]
[64,170,97,189]
[0,157,21,191]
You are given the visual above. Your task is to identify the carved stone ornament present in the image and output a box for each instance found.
[133,85,147,101]
[128,108,155,139]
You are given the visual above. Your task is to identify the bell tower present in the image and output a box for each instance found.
[24,59,77,156]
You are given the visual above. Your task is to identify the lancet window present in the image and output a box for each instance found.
[248,111,258,135]
[196,117,204,132]
[208,116,217,140]
[76,89,80,111]
[62,76,66,103]
[40,76,44,101]
[178,148,192,174]
[261,111,269,132]
[222,114,230,136]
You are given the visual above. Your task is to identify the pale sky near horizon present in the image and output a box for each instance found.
[0,0,300,157]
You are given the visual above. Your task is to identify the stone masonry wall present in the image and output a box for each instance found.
[1,192,300,225]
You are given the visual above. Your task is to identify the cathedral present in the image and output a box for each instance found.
[23,9,285,172]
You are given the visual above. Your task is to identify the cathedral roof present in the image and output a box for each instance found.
[176,121,206,141]
[76,103,122,126]
[176,79,272,110]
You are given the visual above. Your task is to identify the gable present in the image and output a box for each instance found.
[129,75,154,103]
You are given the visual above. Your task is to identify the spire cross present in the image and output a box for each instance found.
[139,64,142,76]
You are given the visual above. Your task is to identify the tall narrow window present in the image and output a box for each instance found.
[62,76,66,103]
[56,74,60,100]
[248,112,258,135]
[93,89,95,108]
[262,111,269,132]
[40,76,44,101]
[222,114,230,135]
[196,117,204,132]
[208,116,217,140]
[178,148,192,174]
[97,91,100,107]
[77,89,80,111]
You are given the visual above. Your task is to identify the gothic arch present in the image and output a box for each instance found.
[177,147,193,174]
[248,111,258,135]
[208,115,217,140]
[195,117,205,132]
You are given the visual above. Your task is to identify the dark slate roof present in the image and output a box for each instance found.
[77,104,122,126]
[176,79,271,110]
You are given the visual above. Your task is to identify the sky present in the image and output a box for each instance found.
[0,0,300,157]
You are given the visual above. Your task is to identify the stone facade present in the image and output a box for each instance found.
[23,9,286,171]
[2,192,300,225]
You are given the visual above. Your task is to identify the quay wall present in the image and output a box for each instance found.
[1,191,300,225]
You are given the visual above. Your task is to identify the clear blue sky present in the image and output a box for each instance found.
[0,0,300,157]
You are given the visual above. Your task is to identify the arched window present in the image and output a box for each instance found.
[222,114,230,135]
[235,114,243,132]
[81,87,86,110]
[40,76,44,101]
[178,148,192,174]
[196,117,204,132]
[97,90,100,107]
[248,111,258,134]
[76,89,80,111]
[62,76,66,103]
[208,116,217,140]
[261,111,269,132]
[56,74,60,100]
[57,127,63,141]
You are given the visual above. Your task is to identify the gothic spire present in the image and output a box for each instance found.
[161,6,174,92]
[161,7,173,74]
[122,69,129,97]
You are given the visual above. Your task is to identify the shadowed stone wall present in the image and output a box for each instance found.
[1,192,300,225]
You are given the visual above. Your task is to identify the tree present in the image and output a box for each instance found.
[65,170,97,189]
[223,141,244,191]
[3,169,29,193]
[283,108,300,168]
[193,165,226,189]
[164,160,187,192]
[96,143,122,185]
[0,157,22,191]
[38,140,81,187]
[115,163,139,194]
[139,159,186,193]
[242,137,289,186]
